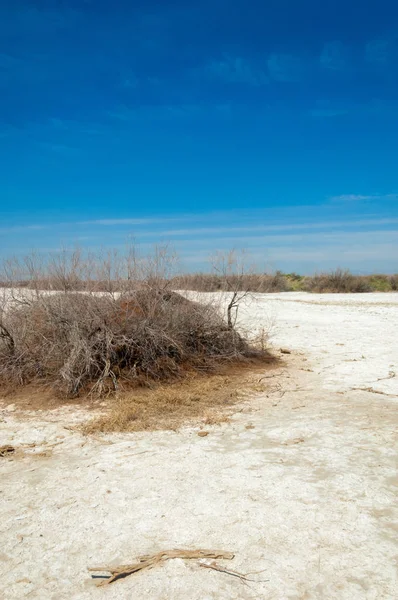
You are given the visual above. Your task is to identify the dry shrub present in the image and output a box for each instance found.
[302,269,372,293]
[186,269,398,295]
[0,288,268,398]
[389,275,398,291]
[172,272,291,293]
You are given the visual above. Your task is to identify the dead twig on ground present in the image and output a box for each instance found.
[350,386,397,398]
[199,560,269,583]
[258,371,285,382]
[0,440,63,459]
[376,372,396,382]
[0,444,15,457]
[89,548,234,586]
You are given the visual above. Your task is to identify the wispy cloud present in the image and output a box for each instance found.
[175,218,397,235]
[0,224,47,234]
[204,56,269,86]
[267,53,305,82]
[3,216,397,241]
[309,99,398,120]
[118,69,139,90]
[365,35,398,66]
[137,218,398,240]
[365,39,390,65]
[3,219,397,274]
[330,193,398,203]
[319,41,349,71]
[78,218,171,226]
[330,194,376,202]
[169,229,398,250]
[47,118,104,136]
[37,141,80,156]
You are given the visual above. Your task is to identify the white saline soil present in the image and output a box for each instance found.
[1,292,397,599]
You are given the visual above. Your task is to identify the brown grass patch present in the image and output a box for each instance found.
[82,358,277,434]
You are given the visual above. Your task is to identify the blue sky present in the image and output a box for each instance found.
[0,0,397,273]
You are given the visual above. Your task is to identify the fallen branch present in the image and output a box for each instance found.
[257,371,284,382]
[350,386,397,398]
[89,548,234,586]
[376,372,396,382]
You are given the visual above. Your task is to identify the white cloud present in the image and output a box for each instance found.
[139,218,398,238]
[365,35,398,76]
[320,41,348,71]
[0,224,47,234]
[365,37,397,65]
[170,229,398,248]
[330,194,375,202]
[330,194,398,203]
[120,72,139,89]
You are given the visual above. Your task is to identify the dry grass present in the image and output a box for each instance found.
[82,359,276,434]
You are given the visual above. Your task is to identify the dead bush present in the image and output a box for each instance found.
[171,272,291,293]
[302,269,372,293]
[0,288,267,398]
[388,275,398,291]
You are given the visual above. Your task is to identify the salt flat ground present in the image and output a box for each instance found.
[1,292,397,600]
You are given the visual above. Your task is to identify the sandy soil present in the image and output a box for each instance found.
[1,292,397,599]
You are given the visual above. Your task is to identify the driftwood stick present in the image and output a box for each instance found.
[89,549,235,586]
